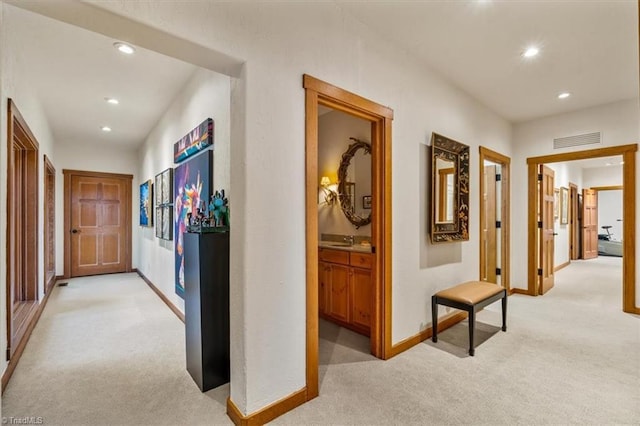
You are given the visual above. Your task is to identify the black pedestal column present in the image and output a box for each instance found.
[184,231,230,392]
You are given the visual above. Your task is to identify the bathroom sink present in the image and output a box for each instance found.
[323,242,352,247]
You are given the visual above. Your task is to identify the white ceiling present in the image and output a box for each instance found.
[5,1,638,151]
[339,0,639,122]
[7,5,197,148]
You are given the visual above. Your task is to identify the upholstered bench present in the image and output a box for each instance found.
[432,281,507,356]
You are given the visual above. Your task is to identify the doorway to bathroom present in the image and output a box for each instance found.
[304,75,393,399]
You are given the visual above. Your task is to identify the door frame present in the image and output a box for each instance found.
[569,182,579,260]
[303,74,393,400]
[6,99,40,359]
[63,169,133,278]
[526,144,638,313]
[44,155,56,293]
[478,146,511,292]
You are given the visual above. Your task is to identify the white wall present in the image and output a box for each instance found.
[136,67,231,314]
[583,165,623,188]
[513,99,640,293]
[53,141,140,274]
[83,2,513,414]
[318,110,371,238]
[0,3,59,377]
[598,190,623,241]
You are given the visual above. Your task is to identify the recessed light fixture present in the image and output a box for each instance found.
[620,161,625,165]
[558,92,571,99]
[104,97,119,105]
[113,42,135,55]
[605,162,613,166]
[101,126,112,132]
[522,47,539,58]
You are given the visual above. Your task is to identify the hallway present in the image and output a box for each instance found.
[3,257,639,425]
[1,273,230,425]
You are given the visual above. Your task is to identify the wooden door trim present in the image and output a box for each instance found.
[526,144,638,313]
[302,74,393,403]
[63,169,133,278]
[590,185,623,191]
[479,146,511,292]
[6,99,40,360]
[44,155,56,293]
[568,182,579,261]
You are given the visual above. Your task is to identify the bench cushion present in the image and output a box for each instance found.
[435,281,503,305]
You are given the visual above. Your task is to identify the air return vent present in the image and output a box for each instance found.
[553,132,601,149]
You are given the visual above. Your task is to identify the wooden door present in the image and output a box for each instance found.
[67,172,132,277]
[569,184,580,260]
[582,189,598,259]
[44,156,56,292]
[481,165,498,283]
[539,165,555,295]
[328,264,350,323]
[350,267,372,333]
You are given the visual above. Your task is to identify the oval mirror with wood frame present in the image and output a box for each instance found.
[338,137,372,229]
[430,132,470,243]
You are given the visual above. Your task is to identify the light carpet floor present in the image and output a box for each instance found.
[3,257,639,425]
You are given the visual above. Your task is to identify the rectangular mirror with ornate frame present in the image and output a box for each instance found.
[430,132,470,243]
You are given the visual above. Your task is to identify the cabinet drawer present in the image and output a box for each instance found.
[350,252,373,269]
[319,248,350,265]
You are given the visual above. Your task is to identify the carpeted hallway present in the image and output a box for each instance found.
[3,257,639,425]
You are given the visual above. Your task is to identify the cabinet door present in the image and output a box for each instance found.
[318,261,330,315]
[351,267,372,332]
[328,264,350,322]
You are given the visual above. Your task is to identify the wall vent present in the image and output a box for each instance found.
[553,132,601,149]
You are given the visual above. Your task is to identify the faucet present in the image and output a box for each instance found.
[343,235,355,246]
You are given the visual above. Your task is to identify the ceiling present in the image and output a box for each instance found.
[6,5,197,148]
[4,1,638,151]
[339,0,639,122]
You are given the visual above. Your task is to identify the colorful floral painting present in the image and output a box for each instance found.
[139,180,152,227]
[174,150,213,298]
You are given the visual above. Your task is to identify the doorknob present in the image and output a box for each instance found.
[71,229,80,234]
[553,233,558,236]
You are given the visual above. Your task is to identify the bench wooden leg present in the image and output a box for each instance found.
[468,307,475,356]
[501,292,507,332]
[432,296,438,342]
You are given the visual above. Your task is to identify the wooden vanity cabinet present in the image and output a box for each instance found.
[318,248,373,336]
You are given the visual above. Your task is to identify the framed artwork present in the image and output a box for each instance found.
[161,168,173,204]
[154,174,162,207]
[174,118,214,164]
[554,188,559,219]
[174,150,213,298]
[155,207,162,238]
[154,168,174,241]
[139,180,153,227]
[560,186,569,225]
[362,195,372,209]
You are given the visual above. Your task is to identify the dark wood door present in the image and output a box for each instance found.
[70,174,130,277]
[539,165,555,295]
[582,189,598,260]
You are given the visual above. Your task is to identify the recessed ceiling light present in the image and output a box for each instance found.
[558,92,571,99]
[522,47,539,58]
[113,42,135,55]
[620,161,625,165]
[605,162,613,166]
[104,97,119,105]
[101,126,112,132]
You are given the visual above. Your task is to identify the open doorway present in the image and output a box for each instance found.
[526,144,637,313]
[479,147,510,291]
[304,75,393,399]
[317,105,376,374]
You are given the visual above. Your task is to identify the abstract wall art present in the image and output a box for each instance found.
[174,118,214,164]
[174,150,213,298]
[154,168,174,241]
[139,180,153,227]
